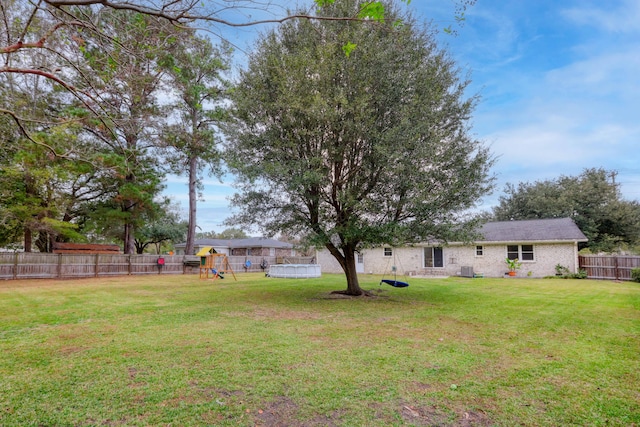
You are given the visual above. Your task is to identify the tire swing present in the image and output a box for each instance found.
[380,252,409,288]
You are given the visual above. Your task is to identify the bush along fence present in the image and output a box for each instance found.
[0,253,314,281]
[579,255,640,281]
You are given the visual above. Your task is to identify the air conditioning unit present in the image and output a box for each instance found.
[461,266,474,278]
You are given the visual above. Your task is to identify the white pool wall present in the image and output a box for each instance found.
[268,264,321,279]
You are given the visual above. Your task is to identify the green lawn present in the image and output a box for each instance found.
[1,274,638,426]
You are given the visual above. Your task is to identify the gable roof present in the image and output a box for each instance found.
[479,218,588,243]
[175,237,293,249]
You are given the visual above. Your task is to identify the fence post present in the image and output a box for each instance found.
[128,254,132,275]
[95,253,100,278]
[57,254,62,279]
[13,252,18,280]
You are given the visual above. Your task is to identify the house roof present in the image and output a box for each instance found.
[175,237,293,249]
[479,218,588,243]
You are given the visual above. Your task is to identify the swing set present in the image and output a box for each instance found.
[379,251,409,288]
[199,254,237,281]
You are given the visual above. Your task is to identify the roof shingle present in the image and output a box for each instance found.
[479,218,588,243]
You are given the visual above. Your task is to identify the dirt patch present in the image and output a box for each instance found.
[253,396,343,427]
[223,308,323,321]
[458,410,492,427]
[401,404,453,426]
[58,346,87,355]
[400,403,492,427]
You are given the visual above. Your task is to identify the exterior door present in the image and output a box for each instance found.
[356,252,365,273]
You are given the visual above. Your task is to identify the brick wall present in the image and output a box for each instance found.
[316,241,580,278]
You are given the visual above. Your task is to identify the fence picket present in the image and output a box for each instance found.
[579,255,640,281]
[0,254,316,281]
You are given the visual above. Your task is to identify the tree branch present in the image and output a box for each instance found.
[43,0,377,27]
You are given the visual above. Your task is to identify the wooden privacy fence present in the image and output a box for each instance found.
[579,255,640,281]
[0,253,315,280]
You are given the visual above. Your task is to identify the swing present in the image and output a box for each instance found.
[381,279,409,288]
[200,254,237,281]
[380,253,409,288]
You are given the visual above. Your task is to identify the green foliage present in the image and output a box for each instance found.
[505,258,522,272]
[134,201,188,254]
[216,228,249,240]
[159,33,232,255]
[357,2,386,22]
[555,264,570,276]
[341,41,357,57]
[71,9,182,253]
[570,269,588,279]
[0,117,98,251]
[225,0,494,294]
[631,267,640,283]
[493,168,640,253]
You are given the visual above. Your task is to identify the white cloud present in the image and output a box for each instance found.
[562,0,640,33]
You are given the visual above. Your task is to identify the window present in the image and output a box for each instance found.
[507,245,534,261]
[475,246,484,257]
[424,247,444,268]
[384,247,393,257]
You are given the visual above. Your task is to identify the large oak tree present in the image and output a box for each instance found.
[225,0,494,295]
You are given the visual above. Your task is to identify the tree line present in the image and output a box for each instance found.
[2,0,490,295]
[1,5,228,254]
[0,0,425,258]
[491,168,640,254]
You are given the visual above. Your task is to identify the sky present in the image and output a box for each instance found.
[162,0,640,233]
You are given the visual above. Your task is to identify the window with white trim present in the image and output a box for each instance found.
[507,245,534,261]
[383,247,393,257]
[475,245,484,257]
[424,247,444,268]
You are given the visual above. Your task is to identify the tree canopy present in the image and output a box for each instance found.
[492,168,640,253]
[161,35,232,256]
[225,0,494,295]
[0,0,475,253]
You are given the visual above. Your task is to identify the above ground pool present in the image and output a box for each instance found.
[267,264,321,279]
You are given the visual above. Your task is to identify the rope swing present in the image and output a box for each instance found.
[380,250,409,288]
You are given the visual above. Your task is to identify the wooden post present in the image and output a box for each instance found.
[13,252,18,280]
[95,253,100,278]
[57,254,63,279]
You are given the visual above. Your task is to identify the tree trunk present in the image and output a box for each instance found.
[326,242,365,296]
[185,156,198,255]
[341,250,365,296]
[124,222,135,254]
[24,227,32,252]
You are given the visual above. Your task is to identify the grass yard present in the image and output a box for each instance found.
[0,273,638,426]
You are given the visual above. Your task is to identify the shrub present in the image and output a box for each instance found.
[563,269,588,280]
[631,267,640,283]
[555,264,570,276]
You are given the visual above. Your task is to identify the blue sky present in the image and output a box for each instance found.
[162,0,640,233]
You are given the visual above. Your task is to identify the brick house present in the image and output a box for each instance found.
[316,218,588,278]
[174,237,294,257]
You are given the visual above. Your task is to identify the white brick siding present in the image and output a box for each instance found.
[316,241,581,278]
